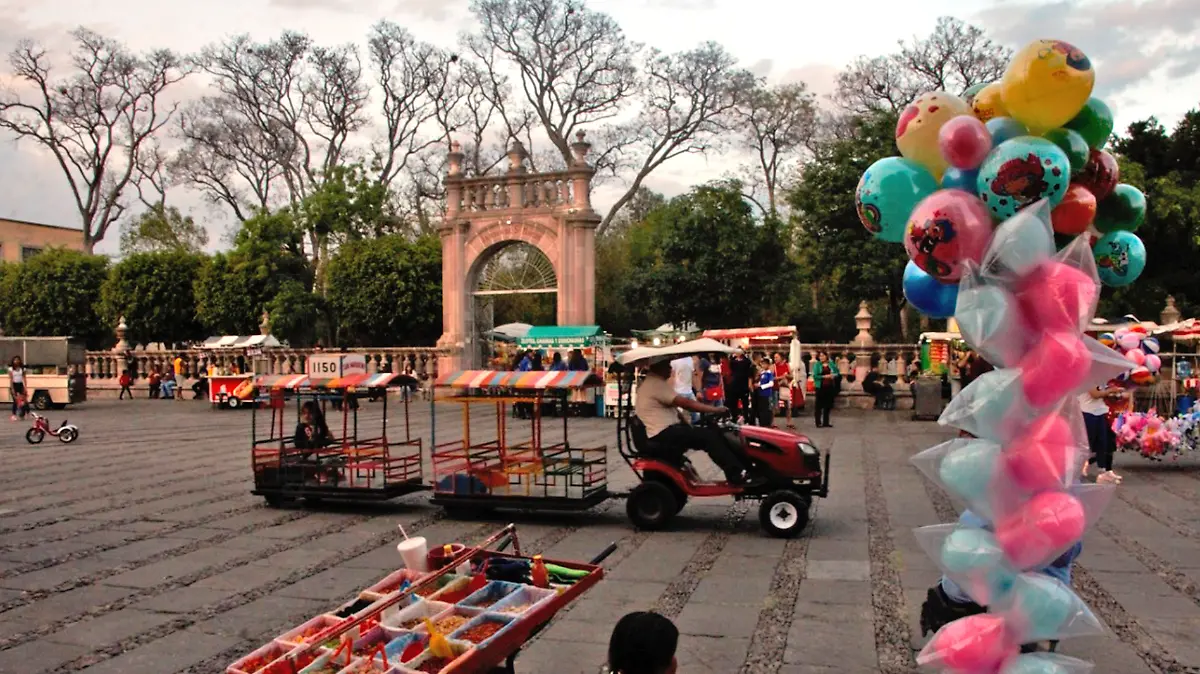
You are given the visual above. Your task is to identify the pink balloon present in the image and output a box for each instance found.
[928,614,1013,673]
[1014,261,1098,333]
[1117,332,1141,351]
[938,115,993,170]
[1019,332,1091,408]
[1146,353,1162,373]
[1125,348,1146,366]
[996,491,1086,570]
[904,190,995,283]
[1004,415,1077,492]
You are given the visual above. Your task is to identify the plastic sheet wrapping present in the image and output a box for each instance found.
[914,523,1016,606]
[992,573,1105,643]
[999,653,1096,674]
[992,483,1114,571]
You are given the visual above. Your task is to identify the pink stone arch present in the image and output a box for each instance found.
[463,221,561,283]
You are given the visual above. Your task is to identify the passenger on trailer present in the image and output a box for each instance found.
[635,358,762,487]
[293,401,332,450]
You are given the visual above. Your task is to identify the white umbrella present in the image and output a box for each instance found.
[789,337,802,373]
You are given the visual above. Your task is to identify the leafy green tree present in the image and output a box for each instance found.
[266,280,328,348]
[1106,108,1200,321]
[100,251,208,346]
[194,210,312,335]
[119,205,209,254]
[326,234,442,346]
[786,109,908,341]
[0,249,110,347]
[620,181,791,329]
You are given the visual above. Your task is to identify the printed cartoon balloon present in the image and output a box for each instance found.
[972,82,1008,123]
[856,157,940,243]
[1065,97,1115,149]
[977,137,1071,220]
[1050,184,1096,235]
[1093,184,1146,233]
[904,190,994,282]
[1074,149,1119,200]
[896,91,972,180]
[1001,40,1095,133]
[1093,230,1146,287]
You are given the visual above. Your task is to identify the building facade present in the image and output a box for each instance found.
[0,217,86,262]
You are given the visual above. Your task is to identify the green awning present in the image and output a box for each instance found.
[516,325,604,347]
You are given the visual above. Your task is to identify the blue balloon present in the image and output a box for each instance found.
[903,260,958,318]
[986,117,1029,146]
[856,157,939,243]
[941,166,979,193]
[976,137,1071,220]
[938,440,1000,505]
[1001,655,1069,674]
[1011,574,1076,641]
[1093,230,1146,287]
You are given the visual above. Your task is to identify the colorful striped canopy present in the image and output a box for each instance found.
[701,326,796,340]
[255,374,310,390]
[437,370,602,390]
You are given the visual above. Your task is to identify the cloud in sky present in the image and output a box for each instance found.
[0,0,1196,254]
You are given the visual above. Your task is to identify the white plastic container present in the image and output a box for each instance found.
[396,536,428,573]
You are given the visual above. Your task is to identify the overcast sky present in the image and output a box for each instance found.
[1,0,1197,255]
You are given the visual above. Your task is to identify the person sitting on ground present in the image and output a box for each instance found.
[606,611,678,674]
[634,357,761,486]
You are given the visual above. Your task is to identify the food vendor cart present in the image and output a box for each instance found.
[201,335,281,409]
[251,372,424,506]
[514,325,610,416]
[226,523,616,674]
[430,370,609,513]
[917,331,962,376]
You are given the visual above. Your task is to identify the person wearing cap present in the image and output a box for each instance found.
[636,357,760,486]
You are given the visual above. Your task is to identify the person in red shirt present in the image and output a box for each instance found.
[771,352,790,420]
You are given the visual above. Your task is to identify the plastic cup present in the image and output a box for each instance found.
[397,536,429,573]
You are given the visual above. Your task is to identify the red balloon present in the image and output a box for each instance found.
[1074,149,1119,200]
[1051,184,1097,235]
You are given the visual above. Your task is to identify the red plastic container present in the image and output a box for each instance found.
[426,543,466,571]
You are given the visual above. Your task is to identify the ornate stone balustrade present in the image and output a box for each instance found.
[453,173,576,213]
[85,347,443,386]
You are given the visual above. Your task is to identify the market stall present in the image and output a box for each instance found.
[514,325,610,416]
[200,335,281,409]
[917,331,963,376]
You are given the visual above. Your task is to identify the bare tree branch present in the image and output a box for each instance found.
[0,28,189,252]
[735,81,817,216]
[835,17,1009,115]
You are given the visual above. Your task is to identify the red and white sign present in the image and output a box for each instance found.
[308,354,367,378]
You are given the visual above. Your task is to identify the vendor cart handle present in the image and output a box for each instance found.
[590,542,618,565]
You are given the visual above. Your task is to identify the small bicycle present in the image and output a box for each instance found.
[26,412,79,444]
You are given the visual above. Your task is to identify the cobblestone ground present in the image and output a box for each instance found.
[1,399,1199,673]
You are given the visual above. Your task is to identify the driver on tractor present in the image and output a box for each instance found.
[636,358,764,487]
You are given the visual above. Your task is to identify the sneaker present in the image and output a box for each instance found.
[9,415,15,422]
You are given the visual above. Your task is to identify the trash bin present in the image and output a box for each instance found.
[913,376,943,421]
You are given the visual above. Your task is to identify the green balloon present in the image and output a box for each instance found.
[963,82,990,107]
[1094,183,1146,233]
[1043,128,1090,172]
[1065,98,1114,150]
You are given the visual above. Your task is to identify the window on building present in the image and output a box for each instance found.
[21,246,42,261]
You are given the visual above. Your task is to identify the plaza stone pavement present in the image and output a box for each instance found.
[1,402,1199,674]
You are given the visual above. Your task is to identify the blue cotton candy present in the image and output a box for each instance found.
[1001,654,1069,674]
[1011,573,1076,641]
[938,440,1000,503]
[984,203,1055,277]
[955,285,1023,367]
[940,526,1016,602]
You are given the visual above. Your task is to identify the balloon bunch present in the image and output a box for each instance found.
[857,38,1148,321]
[910,204,1129,674]
[1097,325,1161,389]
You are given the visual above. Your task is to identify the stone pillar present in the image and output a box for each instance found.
[1161,295,1181,326]
[559,131,600,326]
[505,139,528,209]
[853,301,874,347]
[260,310,271,336]
[114,316,129,352]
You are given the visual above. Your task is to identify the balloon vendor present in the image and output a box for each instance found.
[856,34,1150,674]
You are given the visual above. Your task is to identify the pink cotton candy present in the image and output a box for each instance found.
[1004,415,1077,492]
[1014,261,1098,333]
[1018,332,1091,408]
[995,491,1086,570]
[928,613,1014,673]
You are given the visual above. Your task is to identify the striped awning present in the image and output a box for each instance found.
[326,372,416,389]
[701,326,796,340]
[437,370,603,390]
[255,374,309,390]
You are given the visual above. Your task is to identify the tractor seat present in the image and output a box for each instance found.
[628,416,684,464]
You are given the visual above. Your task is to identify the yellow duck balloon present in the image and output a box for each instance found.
[895,91,971,181]
[1001,39,1095,134]
[971,82,1008,123]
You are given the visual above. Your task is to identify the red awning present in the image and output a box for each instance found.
[701,326,796,340]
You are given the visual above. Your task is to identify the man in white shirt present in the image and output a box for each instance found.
[636,358,760,486]
[670,355,699,422]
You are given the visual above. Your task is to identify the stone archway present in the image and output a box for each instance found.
[437,134,601,372]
